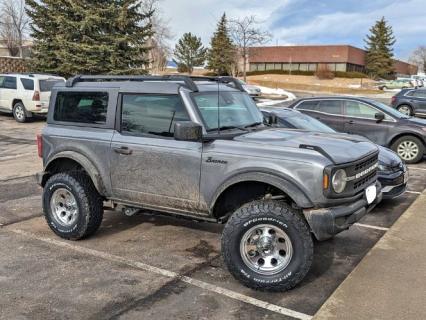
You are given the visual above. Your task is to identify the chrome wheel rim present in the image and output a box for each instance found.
[397,141,419,161]
[397,106,411,116]
[50,188,78,226]
[14,105,25,120]
[240,224,293,275]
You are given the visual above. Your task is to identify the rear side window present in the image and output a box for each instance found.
[296,100,319,111]
[40,79,65,92]
[318,100,343,115]
[21,78,34,90]
[0,76,17,89]
[54,92,108,124]
[412,90,426,98]
[121,94,190,137]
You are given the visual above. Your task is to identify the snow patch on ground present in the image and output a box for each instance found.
[255,86,297,106]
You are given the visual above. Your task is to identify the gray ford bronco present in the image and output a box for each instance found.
[36,75,382,291]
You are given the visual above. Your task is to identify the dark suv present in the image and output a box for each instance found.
[36,75,382,291]
[288,97,426,163]
[391,88,426,117]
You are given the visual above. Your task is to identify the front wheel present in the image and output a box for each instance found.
[221,200,313,291]
[391,136,425,164]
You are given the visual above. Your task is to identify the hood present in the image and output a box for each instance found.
[377,146,402,167]
[401,117,426,127]
[234,128,378,164]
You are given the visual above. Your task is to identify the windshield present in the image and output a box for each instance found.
[279,112,336,133]
[366,99,410,119]
[39,79,65,92]
[192,91,264,132]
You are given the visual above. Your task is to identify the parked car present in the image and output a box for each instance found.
[288,97,426,163]
[391,88,426,117]
[378,79,413,90]
[36,75,382,292]
[261,107,408,199]
[0,73,65,123]
[238,79,262,96]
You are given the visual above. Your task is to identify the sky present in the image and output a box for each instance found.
[160,0,426,61]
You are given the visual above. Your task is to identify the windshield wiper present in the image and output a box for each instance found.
[243,122,263,129]
[206,126,248,132]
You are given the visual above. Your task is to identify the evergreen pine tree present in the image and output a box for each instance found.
[26,0,153,77]
[173,32,207,74]
[207,13,235,75]
[364,17,396,78]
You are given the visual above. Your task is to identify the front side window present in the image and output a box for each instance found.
[21,78,34,90]
[121,94,190,137]
[318,100,343,115]
[192,91,263,132]
[345,101,391,120]
[0,76,17,89]
[54,92,108,124]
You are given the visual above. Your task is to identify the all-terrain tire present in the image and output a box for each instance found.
[391,135,425,164]
[221,200,313,291]
[43,172,104,240]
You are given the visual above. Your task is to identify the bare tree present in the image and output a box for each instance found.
[140,0,173,73]
[409,46,426,74]
[0,0,29,57]
[230,15,271,81]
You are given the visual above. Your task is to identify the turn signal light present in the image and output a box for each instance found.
[37,134,43,158]
[323,174,329,189]
[33,90,40,101]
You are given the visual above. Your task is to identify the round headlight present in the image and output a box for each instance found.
[332,169,347,193]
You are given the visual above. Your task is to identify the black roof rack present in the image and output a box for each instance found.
[189,76,245,92]
[65,75,246,93]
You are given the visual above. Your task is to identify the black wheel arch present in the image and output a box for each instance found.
[210,171,314,220]
[41,152,108,197]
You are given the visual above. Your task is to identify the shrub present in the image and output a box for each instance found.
[315,64,334,79]
[334,71,367,78]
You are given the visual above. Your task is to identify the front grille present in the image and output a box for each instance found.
[353,171,376,190]
[354,156,377,172]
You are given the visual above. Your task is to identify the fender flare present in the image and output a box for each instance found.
[43,151,107,196]
[209,171,314,210]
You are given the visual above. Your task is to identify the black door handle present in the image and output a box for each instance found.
[113,146,133,155]
[347,120,355,124]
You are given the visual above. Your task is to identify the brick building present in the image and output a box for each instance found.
[248,45,417,75]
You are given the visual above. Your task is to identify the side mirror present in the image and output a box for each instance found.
[375,112,385,122]
[268,114,278,125]
[174,121,202,142]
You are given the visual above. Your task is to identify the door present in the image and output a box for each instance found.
[343,100,392,145]
[295,100,346,131]
[110,93,203,213]
[0,76,17,110]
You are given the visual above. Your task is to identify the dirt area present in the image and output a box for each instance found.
[247,74,383,95]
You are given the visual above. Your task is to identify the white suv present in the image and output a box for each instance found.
[0,73,65,122]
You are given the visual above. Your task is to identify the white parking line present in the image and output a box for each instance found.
[406,190,422,195]
[407,166,426,172]
[354,223,389,231]
[10,229,312,320]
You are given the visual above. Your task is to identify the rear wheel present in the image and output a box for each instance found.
[396,104,412,116]
[221,200,313,291]
[13,102,28,123]
[391,136,425,164]
[43,172,104,240]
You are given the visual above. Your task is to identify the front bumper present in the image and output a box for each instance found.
[303,182,383,241]
[378,169,408,199]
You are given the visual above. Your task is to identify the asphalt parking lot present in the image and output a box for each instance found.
[1,113,426,320]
